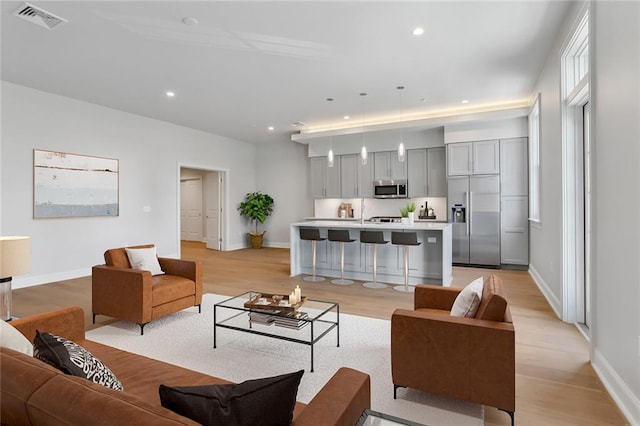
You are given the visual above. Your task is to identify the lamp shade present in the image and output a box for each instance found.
[0,236,31,278]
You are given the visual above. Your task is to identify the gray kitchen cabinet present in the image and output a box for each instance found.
[447,140,499,176]
[501,195,529,265]
[329,229,365,272]
[500,137,528,196]
[374,151,407,180]
[310,156,341,198]
[341,154,373,198]
[426,147,447,197]
[447,142,472,175]
[407,148,428,197]
[473,140,500,174]
[300,237,331,270]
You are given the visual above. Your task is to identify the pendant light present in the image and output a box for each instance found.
[326,97,335,168]
[397,86,406,163]
[360,92,368,165]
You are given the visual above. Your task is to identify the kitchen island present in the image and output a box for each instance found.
[290,221,452,286]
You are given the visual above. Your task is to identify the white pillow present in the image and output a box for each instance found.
[450,277,484,317]
[125,247,164,275]
[0,319,34,356]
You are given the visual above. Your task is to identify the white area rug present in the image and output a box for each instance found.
[87,294,483,425]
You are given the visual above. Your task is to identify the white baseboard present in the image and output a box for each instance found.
[226,242,289,250]
[12,268,91,289]
[263,242,290,249]
[528,264,563,319]
[592,348,640,426]
[226,243,249,251]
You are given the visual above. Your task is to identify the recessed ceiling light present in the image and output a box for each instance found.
[166,91,175,97]
[343,115,350,120]
[182,17,198,26]
[268,126,275,131]
[461,99,469,104]
[412,27,424,36]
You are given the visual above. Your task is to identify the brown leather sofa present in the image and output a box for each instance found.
[391,275,515,425]
[1,306,371,425]
[92,244,203,334]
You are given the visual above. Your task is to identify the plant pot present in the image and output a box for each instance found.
[248,231,265,249]
[401,217,410,225]
[408,212,415,224]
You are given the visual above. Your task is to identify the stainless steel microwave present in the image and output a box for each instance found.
[373,180,408,199]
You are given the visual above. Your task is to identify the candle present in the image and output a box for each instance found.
[289,292,296,305]
[295,285,301,301]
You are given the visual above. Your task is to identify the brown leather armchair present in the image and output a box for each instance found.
[391,275,515,425]
[92,244,202,335]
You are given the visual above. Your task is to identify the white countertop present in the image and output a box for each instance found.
[292,220,451,231]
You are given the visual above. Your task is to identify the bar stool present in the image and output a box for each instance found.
[360,230,388,289]
[299,228,326,282]
[391,232,421,293]
[328,229,356,285]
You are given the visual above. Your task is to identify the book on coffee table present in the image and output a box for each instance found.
[274,311,309,329]
[249,312,275,325]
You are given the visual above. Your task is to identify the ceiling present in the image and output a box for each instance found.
[1,1,572,145]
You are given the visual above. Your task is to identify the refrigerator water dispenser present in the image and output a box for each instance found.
[452,205,466,223]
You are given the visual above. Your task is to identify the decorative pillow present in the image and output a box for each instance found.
[0,319,33,356]
[450,277,484,317]
[159,370,304,426]
[125,246,164,275]
[33,330,123,391]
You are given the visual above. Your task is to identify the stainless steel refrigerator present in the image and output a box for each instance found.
[448,175,500,266]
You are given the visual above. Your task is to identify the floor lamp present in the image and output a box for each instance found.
[0,236,31,321]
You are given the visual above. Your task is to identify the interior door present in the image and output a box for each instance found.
[184,179,203,241]
[205,172,221,250]
[180,181,187,240]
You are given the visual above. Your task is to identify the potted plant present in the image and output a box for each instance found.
[238,191,274,249]
[400,206,410,224]
[406,202,416,224]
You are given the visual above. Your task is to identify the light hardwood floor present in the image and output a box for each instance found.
[12,242,628,425]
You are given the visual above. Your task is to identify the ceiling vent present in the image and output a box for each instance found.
[14,2,68,30]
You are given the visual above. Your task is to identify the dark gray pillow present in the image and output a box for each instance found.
[33,330,123,391]
[159,370,304,426]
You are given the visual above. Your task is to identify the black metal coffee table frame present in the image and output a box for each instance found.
[213,291,339,372]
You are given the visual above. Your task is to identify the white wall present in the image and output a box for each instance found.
[591,1,640,423]
[443,117,528,144]
[527,3,580,316]
[1,82,256,287]
[530,2,640,423]
[254,138,314,247]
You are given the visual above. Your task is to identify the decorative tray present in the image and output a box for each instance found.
[244,293,306,313]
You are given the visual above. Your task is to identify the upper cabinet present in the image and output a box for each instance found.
[447,140,499,176]
[426,147,447,197]
[340,154,373,198]
[473,140,500,174]
[407,147,446,198]
[374,151,407,180]
[310,156,341,198]
[447,142,472,175]
[408,149,427,197]
[500,138,528,196]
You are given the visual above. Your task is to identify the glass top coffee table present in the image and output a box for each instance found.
[213,291,339,372]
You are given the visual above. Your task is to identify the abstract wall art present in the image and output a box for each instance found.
[34,149,119,218]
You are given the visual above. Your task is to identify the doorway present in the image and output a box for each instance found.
[179,167,226,251]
